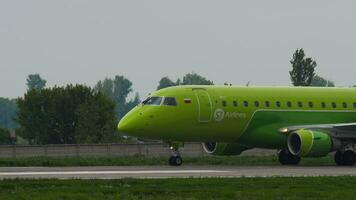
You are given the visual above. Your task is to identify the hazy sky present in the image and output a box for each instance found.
[1,1,356,99]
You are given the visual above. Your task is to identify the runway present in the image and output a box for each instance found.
[0,165,356,179]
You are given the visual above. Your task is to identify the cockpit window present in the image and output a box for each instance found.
[142,96,162,105]
[163,97,177,106]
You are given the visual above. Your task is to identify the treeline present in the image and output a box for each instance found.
[0,72,214,145]
[17,85,117,144]
[0,48,339,145]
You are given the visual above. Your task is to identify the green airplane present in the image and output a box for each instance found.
[118,85,356,166]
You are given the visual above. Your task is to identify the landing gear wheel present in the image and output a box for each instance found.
[169,156,183,166]
[335,151,344,166]
[343,150,356,165]
[278,149,301,165]
[335,150,356,166]
[174,156,182,166]
[169,156,175,165]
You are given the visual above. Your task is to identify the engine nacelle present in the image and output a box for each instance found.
[287,129,341,157]
[202,142,248,156]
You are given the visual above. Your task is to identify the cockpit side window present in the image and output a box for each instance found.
[142,96,162,105]
[163,97,177,106]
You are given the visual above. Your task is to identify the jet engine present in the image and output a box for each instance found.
[287,129,341,157]
[202,142,248,156]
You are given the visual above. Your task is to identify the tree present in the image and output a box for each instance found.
[182,73,214,85]
[289,49,317,86]
[156,73,213,90]
[175,78,181,85]
[94,75,137,119]
[311,75,335,87]
[124,93,141,114]
[0,98,19,129]
[17,85,117,144]
[0,126,10,145]
[26,74,47,90]
[75,93,118,143]
[157,77,176,90]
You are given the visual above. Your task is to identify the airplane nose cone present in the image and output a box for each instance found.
[117,105,146,137]
[117,118,132,134]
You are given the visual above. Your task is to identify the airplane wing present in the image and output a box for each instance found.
[279,122,356,139]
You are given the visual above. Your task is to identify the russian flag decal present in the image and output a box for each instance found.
[184,98,192,104]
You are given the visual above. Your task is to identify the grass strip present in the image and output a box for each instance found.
[0,155,335,167]
[0,177,355,200]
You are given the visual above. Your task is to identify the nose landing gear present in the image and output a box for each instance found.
[168,142,183,166]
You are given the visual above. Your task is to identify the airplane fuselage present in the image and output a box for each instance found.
[118,86,356,150]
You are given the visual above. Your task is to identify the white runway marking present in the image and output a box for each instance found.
[1,166,356,179]
[0,170,227,176]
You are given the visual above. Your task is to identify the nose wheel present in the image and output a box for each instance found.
[169,156,183,166]
[168,142,183,166]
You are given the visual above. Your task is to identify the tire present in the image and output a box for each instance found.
[174,156,183,166]
[278,150,289,165]
[289,155,301,165]
[334,151,344,166]
[169,156,175,166]
[278,149,301,165]
[342,150,355,166]
[168,156,183,166]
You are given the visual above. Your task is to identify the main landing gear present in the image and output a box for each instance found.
[278,149,301,165]
[168,143,183,166]
[335,150,356,166]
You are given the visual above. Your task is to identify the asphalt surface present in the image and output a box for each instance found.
[0,165,356,179]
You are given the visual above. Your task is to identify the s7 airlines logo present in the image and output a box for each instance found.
[214,109,225,122]
[214,109,247,122]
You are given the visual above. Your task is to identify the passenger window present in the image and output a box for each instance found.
[308,101,313,108]
[222,101,227,107]
[298,101,303,108]
[254,101,259,107]
[321,102,326,108]
[342,102,347,108]
[332,102,337,108]
[265,101,270,107]
[142,96,162,105]
[276,101,281,107]
[163,97,177,106]
[244,101,249,107]
[233,101,238,107]
[287,101,292,107]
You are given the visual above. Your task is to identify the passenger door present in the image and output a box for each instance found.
[193,89,212,123]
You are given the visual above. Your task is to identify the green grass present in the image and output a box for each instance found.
[0,155,336,167]
[0,177,355,200]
